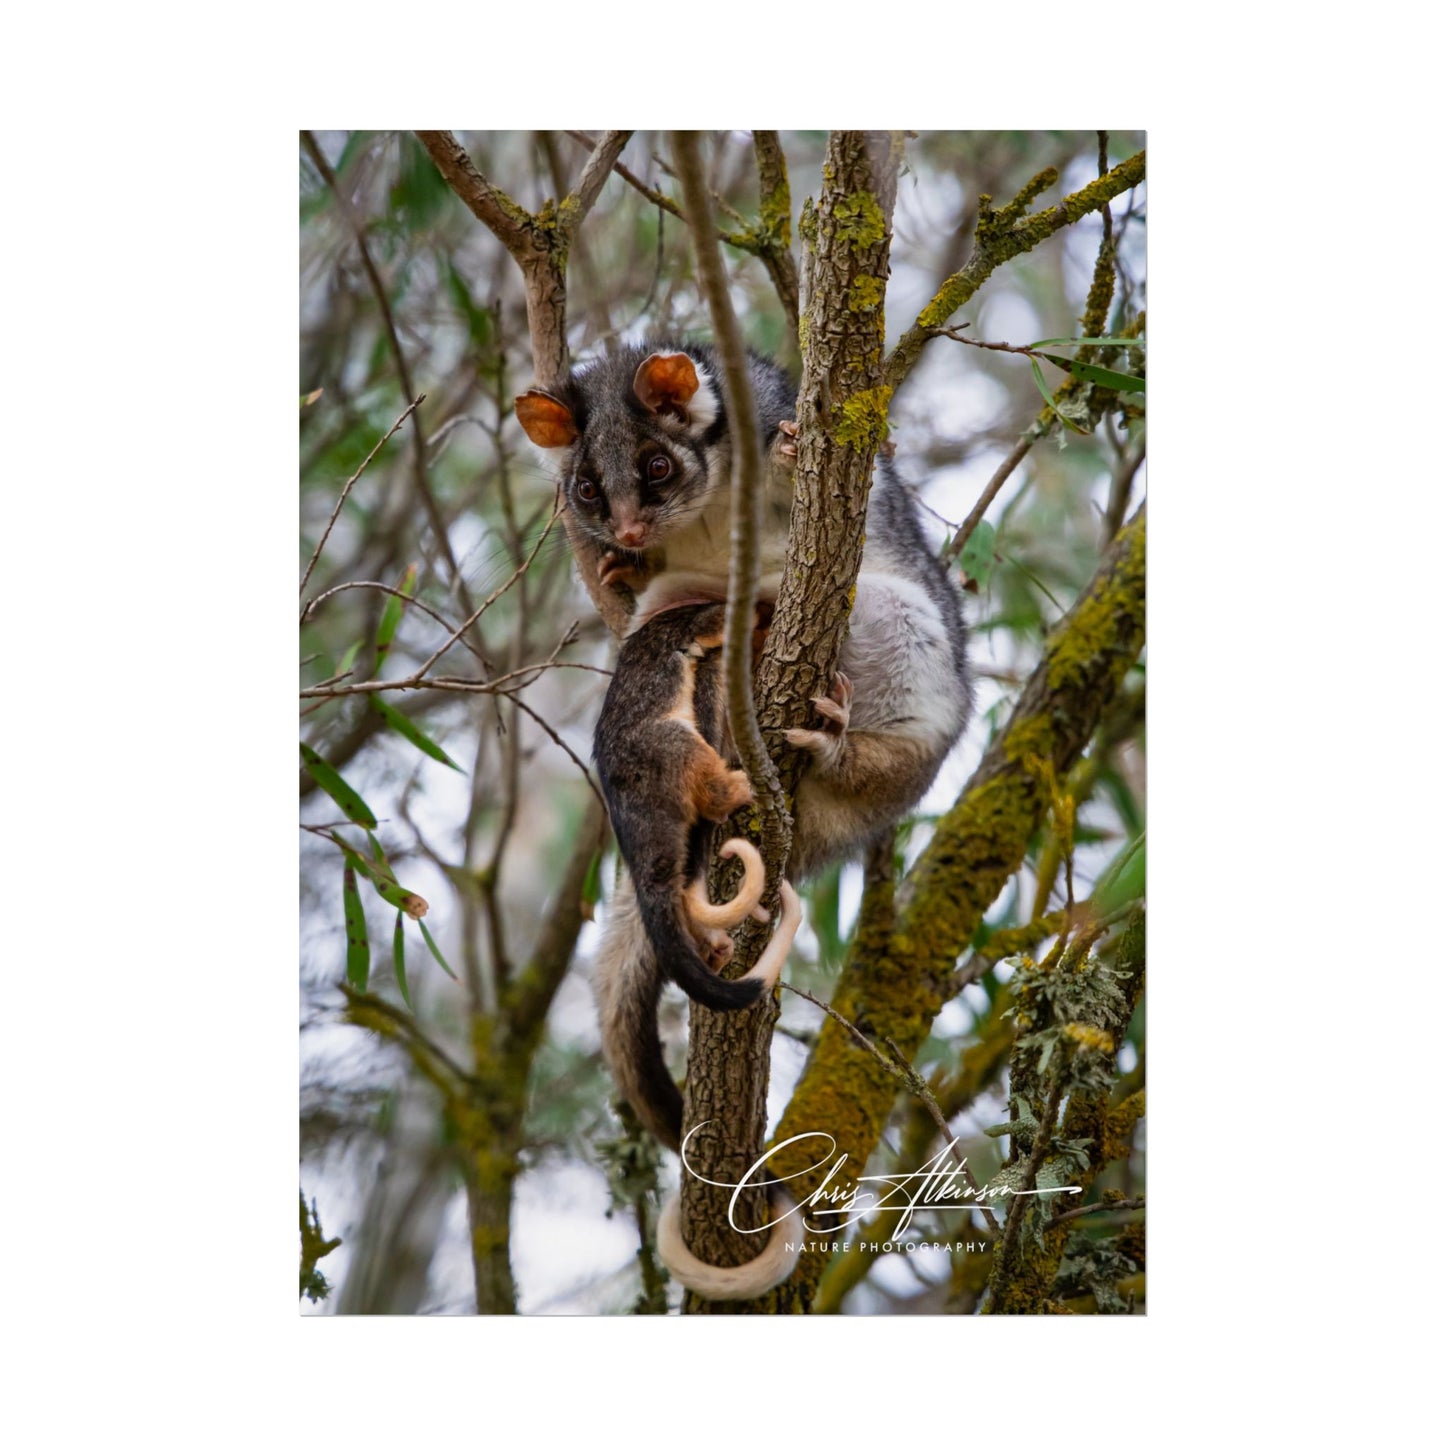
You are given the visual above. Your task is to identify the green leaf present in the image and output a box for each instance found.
[393,913,413,1011]
[374,564,417,674]
[1038,353,1145,394]
[958,519,997,590]
[1093,831,1146,915]
[417,919,458,981]
[1031,336,1145,349]
[369,696,462,770]
[336,639,364,678]
[343,864,370,988]
[368,834,399,883]
[300,743,377,828]
[581,848,603,909]
[329,834,426,916]
[445,260,496,355]
[1002,552,1065,611]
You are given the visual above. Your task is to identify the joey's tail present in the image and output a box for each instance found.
[637,839,797,1013]
[639,879,768,1012]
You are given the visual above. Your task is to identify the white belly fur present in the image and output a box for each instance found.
[839,572,967,748]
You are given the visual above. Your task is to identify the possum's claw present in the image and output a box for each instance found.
[784,671,852,769]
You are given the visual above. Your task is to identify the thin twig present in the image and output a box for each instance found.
[1045,1196,1144,1232]
[564,130,685,222]
[299,395,424,601]
[943,435,1035,563]
[411,492,563,679]
[301,579,485,667]
[298,658,610,701]
[558,130,634,247]
[338,983,475,1085]
[505,692,605,810]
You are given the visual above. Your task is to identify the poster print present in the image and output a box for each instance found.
[300,129,1146,1315]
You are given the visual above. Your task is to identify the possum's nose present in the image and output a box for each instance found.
[614,521,649,548]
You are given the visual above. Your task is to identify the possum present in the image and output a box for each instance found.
[519,342,972,1300]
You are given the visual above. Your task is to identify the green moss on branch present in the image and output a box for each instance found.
[771,508,1146,1304]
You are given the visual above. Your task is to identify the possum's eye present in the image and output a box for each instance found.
[575,477,600,503]
[646,454,673,483]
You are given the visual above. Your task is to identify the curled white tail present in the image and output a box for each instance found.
[657,1185,804,1300]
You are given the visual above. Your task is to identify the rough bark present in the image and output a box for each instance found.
[680,131,905,1312]
[754,131,905,792]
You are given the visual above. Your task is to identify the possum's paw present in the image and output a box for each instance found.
[598,548,650,591]
[698,929,734,972]
[696,765,754,823]
[771,419,799,468]
[783,671,852,771]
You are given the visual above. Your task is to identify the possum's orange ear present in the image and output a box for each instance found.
[515,390,579,448]
[633,351,700,414]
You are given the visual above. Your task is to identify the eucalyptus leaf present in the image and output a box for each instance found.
[336,639,364,678]
[300,744,377,829]
[1039,353,1145,394]
[417,919,458,981]
[330,834,425,916]
[1031,336,1146,349]
[343,864,370,988]
[393,913,413,1011]
[958,520,998,589]
[374,563,417,674]
[370,696,462,770]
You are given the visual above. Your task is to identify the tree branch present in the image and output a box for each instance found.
[675,132,904,1313]
[751,131,801,337]
[755,131,905,811]
[885,150,1145,393]
[414,130,536,263]
[564,130,685,221]
[560,130,633,246]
